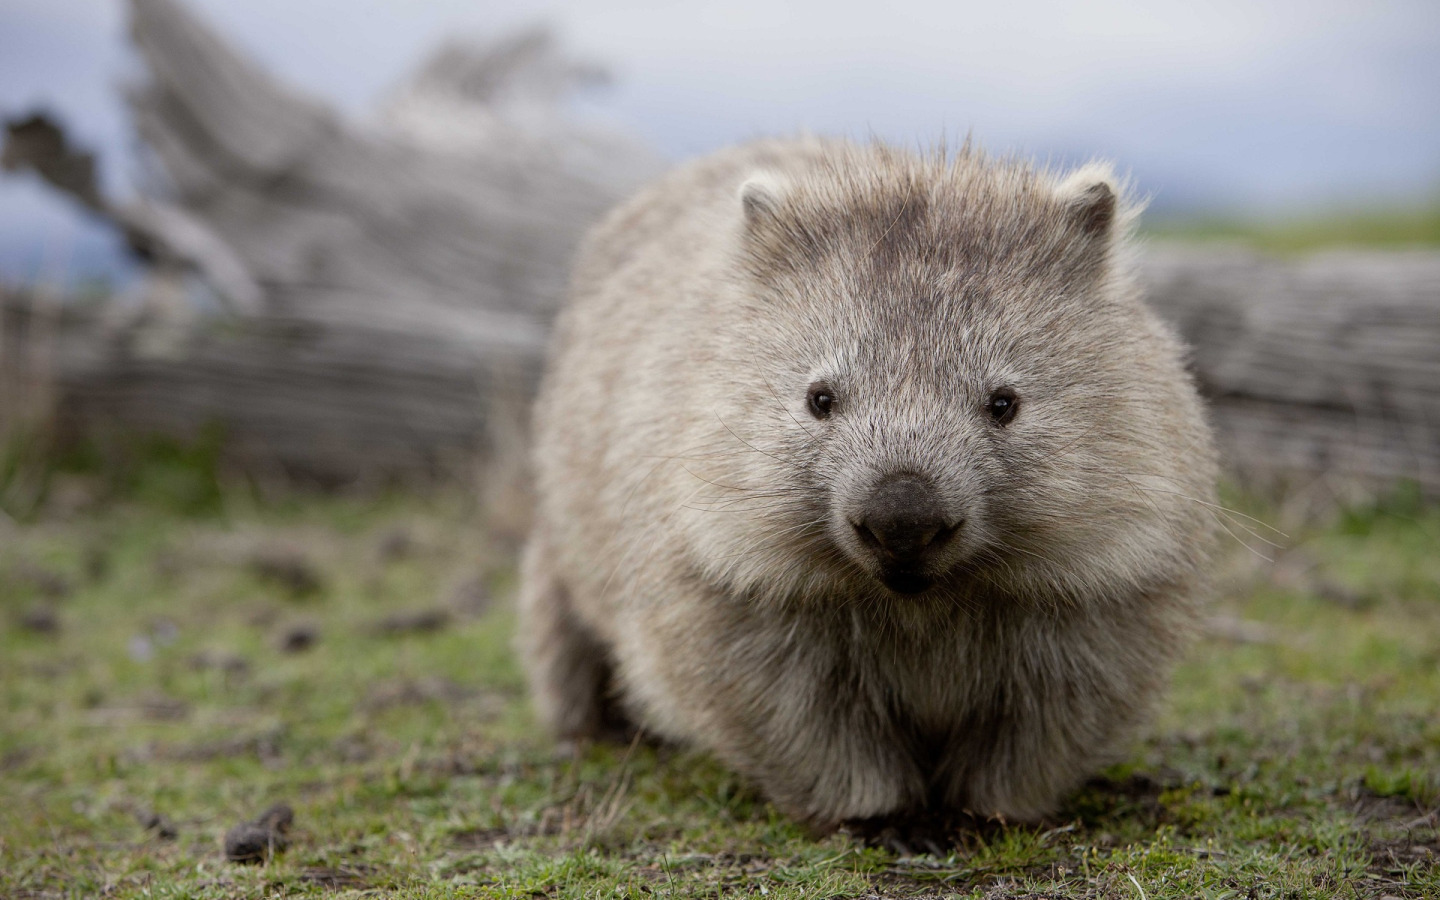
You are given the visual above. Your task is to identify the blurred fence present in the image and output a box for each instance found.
[2,0,1438,500]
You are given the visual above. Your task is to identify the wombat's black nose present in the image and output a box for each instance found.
[852,474,956,565]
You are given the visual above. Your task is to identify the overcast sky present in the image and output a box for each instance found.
[2,0,1438,284]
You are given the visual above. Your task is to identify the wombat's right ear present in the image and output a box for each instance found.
[1055,164,1124,238]
[738,172,789,225]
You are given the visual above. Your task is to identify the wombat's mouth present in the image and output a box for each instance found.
[879,569,934,595]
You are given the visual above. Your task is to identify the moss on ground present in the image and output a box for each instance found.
[2,481,1437,898]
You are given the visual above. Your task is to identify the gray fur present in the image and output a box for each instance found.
[518,137,1218,827]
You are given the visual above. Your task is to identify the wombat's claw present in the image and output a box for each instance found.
[887,836,915,857]
[842,811,983,855]
[841,817,926,855]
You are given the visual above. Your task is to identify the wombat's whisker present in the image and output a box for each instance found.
[1092,469,1285,536]
[1031,455,1286,549]
[707,518,832,563]
[866,172,917,258]
[1208,516,1276,562]
[617,457,676,520]
[713,413,814,475]
[683,488,797,508]
[682,498,805,516]
[678,465,752,493]
[1132,487,1285,549]
[753,360,821,443]
[1087,470,1286,553]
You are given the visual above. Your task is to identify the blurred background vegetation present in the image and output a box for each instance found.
[1145,204,1440,252]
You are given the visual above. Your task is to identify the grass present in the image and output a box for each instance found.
[1,474,1437,898]
[1143,204,1440,253]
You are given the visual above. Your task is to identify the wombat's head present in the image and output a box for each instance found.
[691,143,1215,608]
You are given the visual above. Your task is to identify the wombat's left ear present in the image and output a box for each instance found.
[738,172,789,225]
[1055,164,1122,237]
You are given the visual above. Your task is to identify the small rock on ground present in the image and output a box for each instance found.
[249,548,324,598]
[224,802,294,864]
[277,622,319,653]
[18,606,60,634]
[374,526,414,562]
[135,808,178,840]
[371,608,449,636]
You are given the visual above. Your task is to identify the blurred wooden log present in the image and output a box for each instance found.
[123,0,655,329]
[3,0,655,482]
[1141,245,1440,497]
[1,113,262,312]
[43,301,537,483]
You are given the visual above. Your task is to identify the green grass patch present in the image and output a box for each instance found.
[2,482,1437,898]
[1144,204,1440,252]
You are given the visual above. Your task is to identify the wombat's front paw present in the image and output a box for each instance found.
[840,810,1011,856]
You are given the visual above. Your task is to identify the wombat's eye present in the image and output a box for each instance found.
[807,382,836,419]
[987,388,1018,426]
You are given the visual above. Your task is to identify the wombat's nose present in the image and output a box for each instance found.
[852,474,956,563]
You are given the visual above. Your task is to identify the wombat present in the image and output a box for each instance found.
[519,136,1217,828]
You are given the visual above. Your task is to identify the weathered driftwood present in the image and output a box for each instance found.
[2,0,1437,495]
[1,289,538,482]
[1,113,262,312]
[123,0,655,329]
[4,0,654,481]
[1142,245,1440,496]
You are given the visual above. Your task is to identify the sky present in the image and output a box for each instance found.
[2,0,1438,285]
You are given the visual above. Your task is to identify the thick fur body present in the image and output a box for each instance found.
[519,137,1217,826]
